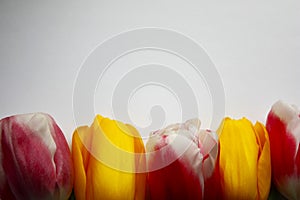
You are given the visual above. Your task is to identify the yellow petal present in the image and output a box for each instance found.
[72,126,91,200]
[217,117,259,199]
[126,124,146,200]
[85,115,145,200]
[89,116,136,170]
[254,122,271,200]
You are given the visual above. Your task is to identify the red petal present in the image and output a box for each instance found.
[148,150,203,200]
[266,111,298,180]
[1,116,56,199]
[203,143,222,200]
[0,114,73,199]
[0,178,16,200]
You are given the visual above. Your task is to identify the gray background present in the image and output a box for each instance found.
[0,0,299,143]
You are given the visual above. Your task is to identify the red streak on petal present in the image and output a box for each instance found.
[148,145,203,200]
[296,143,300,176]
[203,152,222,200]
[202,154,209,161]
[2,118,56,199]
[0,115,73,199]
[266,112,298,179]
[148,159,203,200]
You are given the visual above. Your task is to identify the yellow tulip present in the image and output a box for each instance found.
[72,115,146,200]
[217,117,271,200]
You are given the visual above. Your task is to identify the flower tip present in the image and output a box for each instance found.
[185,118,201,129]
[270,100,300,124]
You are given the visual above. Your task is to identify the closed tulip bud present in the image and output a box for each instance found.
[216,117,271,200]
[266,101,300,199]
[146,119,218,200]
[0,113,73,200]
[72,115,146,200]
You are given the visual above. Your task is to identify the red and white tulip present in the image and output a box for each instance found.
[146,119,218,200]
[0,113,73,200]
[266,101,300,199]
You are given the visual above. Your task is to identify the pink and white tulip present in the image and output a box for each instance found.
[146,119,218,200]
[266,101,300,199]
[0,113,73,200]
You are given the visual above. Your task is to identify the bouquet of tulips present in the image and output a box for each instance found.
[0,100,299,200]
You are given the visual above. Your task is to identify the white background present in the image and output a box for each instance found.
[0,0,299,143]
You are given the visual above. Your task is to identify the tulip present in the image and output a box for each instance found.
[72,115,146,200]
[0,113,73,200]
[146,119,218,200]
[216,117,271,200]
[266,101,300,199]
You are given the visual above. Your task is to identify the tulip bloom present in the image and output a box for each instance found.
[216,117,271,200]
[0,113,73,200]
[72,115,146,200]
[146,119,218,200]
[266,101,300,199]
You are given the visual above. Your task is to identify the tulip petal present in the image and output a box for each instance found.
[266,101,300,199]
[126,124,146,200]
[87,116,136,199]
[203,151,222,200]
[217,118,259,199]
[72,115,146,200]
[0,113,73,200]
[0,146,16,200]
[2,116,55,199]
[72,126,90,200]
[199,130,218,180]
[147,119,218,200]
[147,135,204,200]
[0,121,13,200]
[254,122,271,200]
